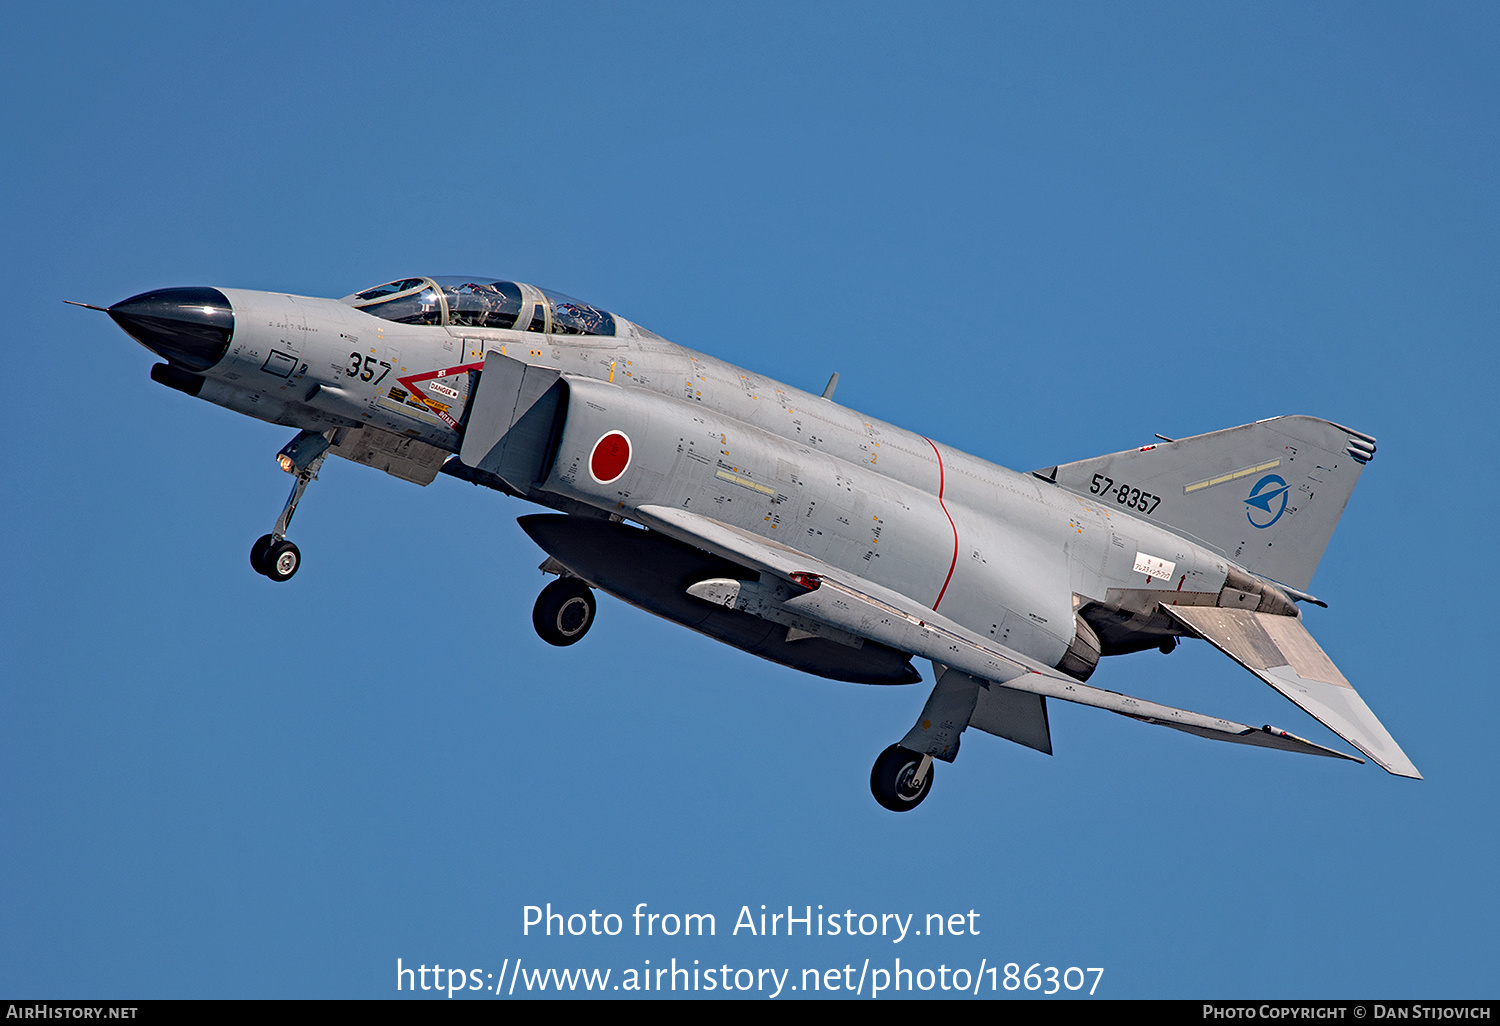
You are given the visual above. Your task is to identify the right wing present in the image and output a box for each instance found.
[634,505,1360,764]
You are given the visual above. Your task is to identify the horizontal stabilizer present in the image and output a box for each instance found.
[1162,606,1420,778]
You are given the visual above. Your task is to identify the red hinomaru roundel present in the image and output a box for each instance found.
[589,431,632,484]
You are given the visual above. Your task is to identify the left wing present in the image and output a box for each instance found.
[634,505,1359,764]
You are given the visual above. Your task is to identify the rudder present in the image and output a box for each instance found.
[1039,416,1374,593]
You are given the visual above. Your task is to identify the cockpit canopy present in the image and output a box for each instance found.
[341,277,616,336]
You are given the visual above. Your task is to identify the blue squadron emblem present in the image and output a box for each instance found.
[1245,474,1289,528]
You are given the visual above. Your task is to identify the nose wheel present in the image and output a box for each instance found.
[870,744,934,812]
[533,577,597,646]
[251,430,331,582]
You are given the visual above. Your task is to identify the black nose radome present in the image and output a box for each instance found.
[109,287,233,372]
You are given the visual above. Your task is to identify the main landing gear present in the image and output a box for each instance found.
[250,429,330,583]
[250,533,301,582]
[870,744,934,812]
[532,576,597,646]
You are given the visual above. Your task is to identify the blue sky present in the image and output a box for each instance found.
[3,1,1496,999]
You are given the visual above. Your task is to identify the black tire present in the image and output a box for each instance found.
[263,539,300,582]
[532,578,596,646]
[870,744,933,812]
[250,534,275,575]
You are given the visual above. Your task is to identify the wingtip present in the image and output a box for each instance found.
[1362,746,1422,780]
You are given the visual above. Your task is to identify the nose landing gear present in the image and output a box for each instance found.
[251,430,330,582]
[532,576,597,646]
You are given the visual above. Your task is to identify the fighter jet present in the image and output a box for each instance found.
[85,276,1420,809]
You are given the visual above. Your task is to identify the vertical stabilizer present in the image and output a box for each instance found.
[1042,416,1373,592]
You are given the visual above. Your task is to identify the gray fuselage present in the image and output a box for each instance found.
[187,286,1231,678]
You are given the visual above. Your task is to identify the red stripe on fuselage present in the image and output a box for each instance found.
[396,360,484,431]
[924,437,959,610]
